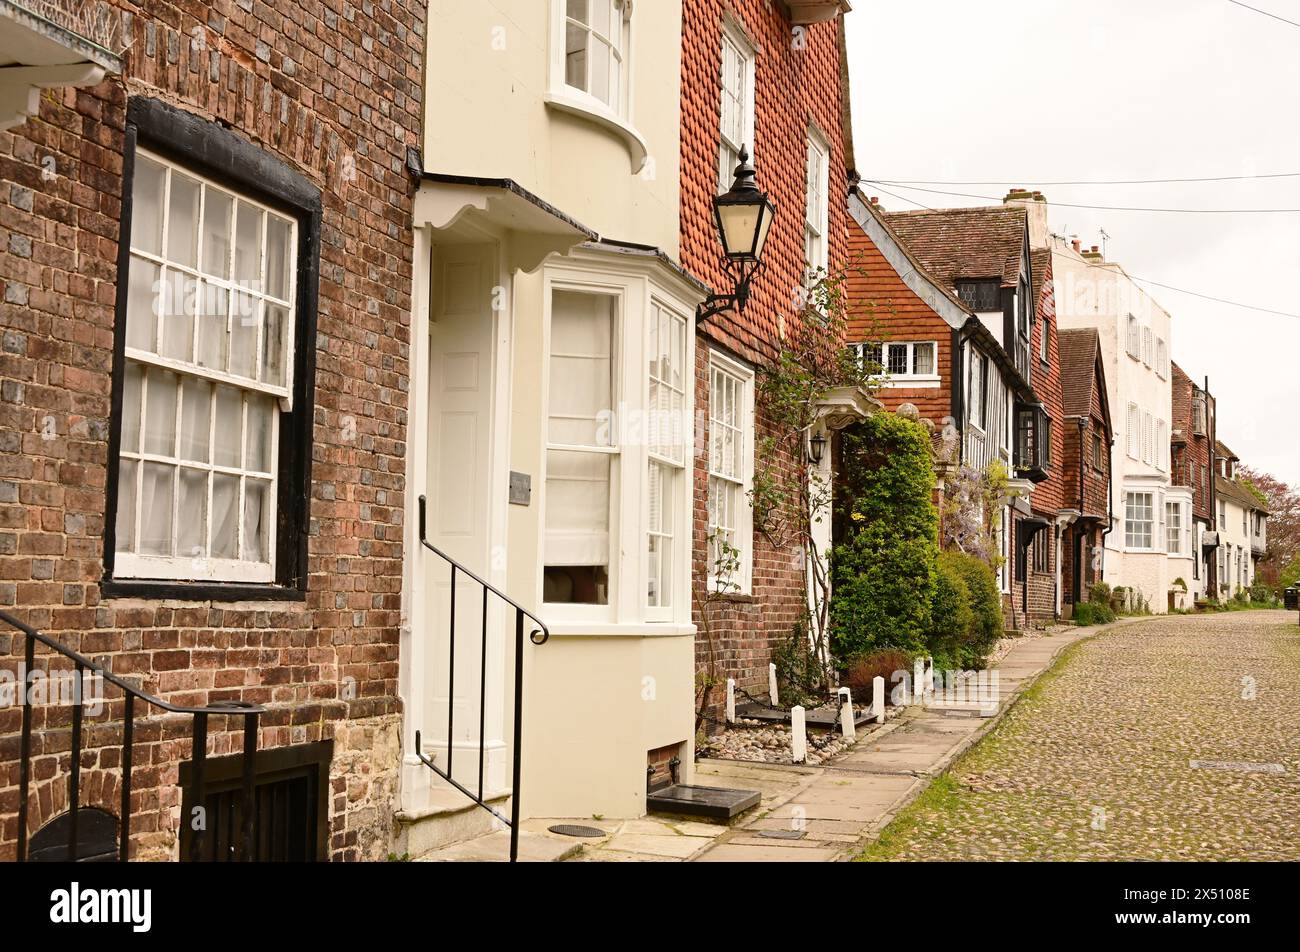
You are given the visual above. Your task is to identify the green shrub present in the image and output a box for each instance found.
[772,623,825,707]
[830,413,939,661]
[1073,601,1116,627]
[932,550,1003,669]
[1249,582,1276,606]
[928,552,974,669]
[1089,582,1111,605]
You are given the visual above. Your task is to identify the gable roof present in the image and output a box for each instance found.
[847,190,973,331]
[883,205,1028,289]
[1215,440,1239,461]
[1031,247,1051,302]
[1216,474,1268,514]
[1059,327,1102,418]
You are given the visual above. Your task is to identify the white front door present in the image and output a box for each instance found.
[421,242,506,793]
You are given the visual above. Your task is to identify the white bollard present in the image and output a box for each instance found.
[913,659,925,705]
[872,675,885,724]
[791,705,807,763]
[768,662,779,707]
[838,687,855,740]
[925,657,935,701]
[725,677,736,724]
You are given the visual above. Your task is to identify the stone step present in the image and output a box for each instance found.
[393,792,512,857]
[415,829,583,863]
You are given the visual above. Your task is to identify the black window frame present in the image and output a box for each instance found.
[955,279,1000,313]
[1014,401,1051,481]
[101,97,322,602]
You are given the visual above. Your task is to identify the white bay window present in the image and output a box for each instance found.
[114,150,296,583]
[542,261,696,625]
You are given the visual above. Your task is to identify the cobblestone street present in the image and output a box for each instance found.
[862,611,1300,861]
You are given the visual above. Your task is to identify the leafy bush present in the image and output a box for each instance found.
[841,649,914,706]
[1249,582,1276,606]
[1089,582,1111,605]
[830,413,939,662]
[927,550,1003,669]
[1073,601,1116,627]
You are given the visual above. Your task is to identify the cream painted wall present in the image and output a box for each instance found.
[423,0,683,254]
[1054,238,1176,611]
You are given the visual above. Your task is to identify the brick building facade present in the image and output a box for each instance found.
[680,0,852,719]
[1170,361,1217,598]
[1,1,425,860]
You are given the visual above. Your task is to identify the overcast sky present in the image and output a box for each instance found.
[844,0,1300,485]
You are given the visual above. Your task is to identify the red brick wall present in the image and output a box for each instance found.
[682,1,848,722]
[0,1,423,861]
[845,209,952,422]
[1029,258,1066,515]
[1171,362,1213,523]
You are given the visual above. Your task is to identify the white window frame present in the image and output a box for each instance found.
[859,341,940,389]
[115,149,297,584]
[1156,337,1168,379]
[1039,312,1049,364]
[1166,500,1185,555]
[1141,411,1153,465]
[1156,419,1167,471]
[718,21,756,193]
[1126,403,1139,459]
[1126,315,1140,358]
[646,300,688,621]
[540,259,696,628]
[1125,490,1156,551]
[1142,326,1153,366]
[804,128,830,283]
[547,0,646,169]
[708,351,755,594]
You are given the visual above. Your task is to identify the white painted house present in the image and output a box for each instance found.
[1052,237,1180,612]
[401,0,703,848]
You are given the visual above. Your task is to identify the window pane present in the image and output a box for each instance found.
[201,188,233,278]
[121,361,143,454]
[211,473,239,559]
[234,202,262,288]
[263,303,288,386]
[196,283,229,371]
[565,22,588,91]
[131,157,166,255]
[589,37,611,105]
[230,293,258,378]
[887,344,908,375]
[914,342,936,375]
[126,258,160,352]
[166,172,200,268]
[143,368,178,457]
[246,394,275,474]
[214,385,243,467]
[549,291,613,446]
[243,479,270,562]
[180,377,211,463]
[177,467,207,559]
[159,270,196,362]
[115,459,137,552]
[265,216,292,300]
[544,448,609,605]
[139,462,174,556]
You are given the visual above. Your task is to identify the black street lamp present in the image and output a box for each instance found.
[697,146,777,324]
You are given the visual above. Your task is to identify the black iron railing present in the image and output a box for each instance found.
[0,609,263,862]
[414,495,548,863]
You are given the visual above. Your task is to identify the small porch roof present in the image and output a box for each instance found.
[0,0,122,130]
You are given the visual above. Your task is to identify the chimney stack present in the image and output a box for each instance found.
[1070,237,1081,253]
[1004,188,1049,248]
[1081,244,1104,262]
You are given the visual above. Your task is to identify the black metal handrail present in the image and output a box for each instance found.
[414,495,548,863]
[0,609,263,862]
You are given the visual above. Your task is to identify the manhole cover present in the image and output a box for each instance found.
[756,829,806,840]
[547,824,607,838]
[1189,760,1285,774]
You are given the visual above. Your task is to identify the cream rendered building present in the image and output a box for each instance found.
[400,0,704,847]
[1051,237,1182,612]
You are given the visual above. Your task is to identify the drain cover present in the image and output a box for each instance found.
[756,829,806,840]
[1189,760,1285,774]
[548,824,607,838]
